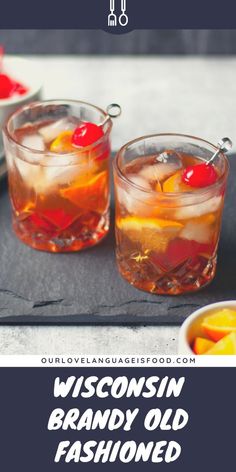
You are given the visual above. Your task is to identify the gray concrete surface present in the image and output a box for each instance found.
[0,326,179,354]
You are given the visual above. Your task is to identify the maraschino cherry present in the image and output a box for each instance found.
[72,122,104,147]
[182,137,232,188]
[182,163,218,188]
[0,46,14,98]
[14,81,28,95]
[0,73,14,99]
[0,45,28,98]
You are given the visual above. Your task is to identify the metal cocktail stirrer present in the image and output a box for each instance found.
[207,137,232,165]
[100,103,122,127]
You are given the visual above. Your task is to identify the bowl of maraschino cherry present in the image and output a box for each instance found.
[0,46,42,159]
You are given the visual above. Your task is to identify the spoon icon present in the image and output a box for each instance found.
[119,0,128,26]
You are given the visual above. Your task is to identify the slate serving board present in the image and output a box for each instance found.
[0,157,235,325]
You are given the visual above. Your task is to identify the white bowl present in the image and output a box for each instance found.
[0,56,42,158]
[178,300,236,354]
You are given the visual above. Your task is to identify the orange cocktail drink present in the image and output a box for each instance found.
[3,100,112,252]
[113,134,229,295]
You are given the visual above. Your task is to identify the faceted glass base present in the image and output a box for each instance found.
[117,252,217,295]
[13,211,109,253]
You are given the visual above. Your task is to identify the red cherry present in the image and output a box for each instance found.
[72,122,104,147]
[0,73,14,99]
[182,163,218,188]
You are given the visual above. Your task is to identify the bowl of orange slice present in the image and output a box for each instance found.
[178,301,236,355]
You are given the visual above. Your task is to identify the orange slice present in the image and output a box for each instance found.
[190,213,216,225]
[193,337,215,355]
[163,170,191,193]
[201,309,236,342]
[50,130,74,153]
[117,216,183,252]
[203,332,236,355]
[61,171,108,213]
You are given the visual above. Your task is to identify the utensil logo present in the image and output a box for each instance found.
[108,0,129,27]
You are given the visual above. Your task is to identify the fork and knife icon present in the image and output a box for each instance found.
[108,0,128,27]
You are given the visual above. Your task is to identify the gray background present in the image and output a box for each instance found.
[1,30,236,54]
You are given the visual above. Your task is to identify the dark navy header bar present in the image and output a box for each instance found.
[1,0,236,30]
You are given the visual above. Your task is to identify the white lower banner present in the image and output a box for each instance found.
[0,355,235,367]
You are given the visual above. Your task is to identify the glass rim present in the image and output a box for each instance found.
[113,132,229,200]
[3,99,113,158]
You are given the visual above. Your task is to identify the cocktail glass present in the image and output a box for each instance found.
[3,100,113,252]
[113,134,229,295]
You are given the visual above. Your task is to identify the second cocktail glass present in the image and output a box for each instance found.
[113,134,229,295]
[3,100,113,252]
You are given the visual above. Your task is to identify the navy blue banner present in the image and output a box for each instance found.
[1,0,236,29]
[0,366,235,470]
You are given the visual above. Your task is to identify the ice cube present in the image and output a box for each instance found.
[176,196,222,219]
[15,134,45,188]
[139,162,180,183]
[116,174,153,215]
[44,164,82,187]
[156,150,183,166]
[16,157,79,193]
[39,118,77,143]
[15,157,44,190]
[21,134,45,151]
[128,174,152,191]
[139,151,183,184]
[180,221,213,244]
[43,155,97,187]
